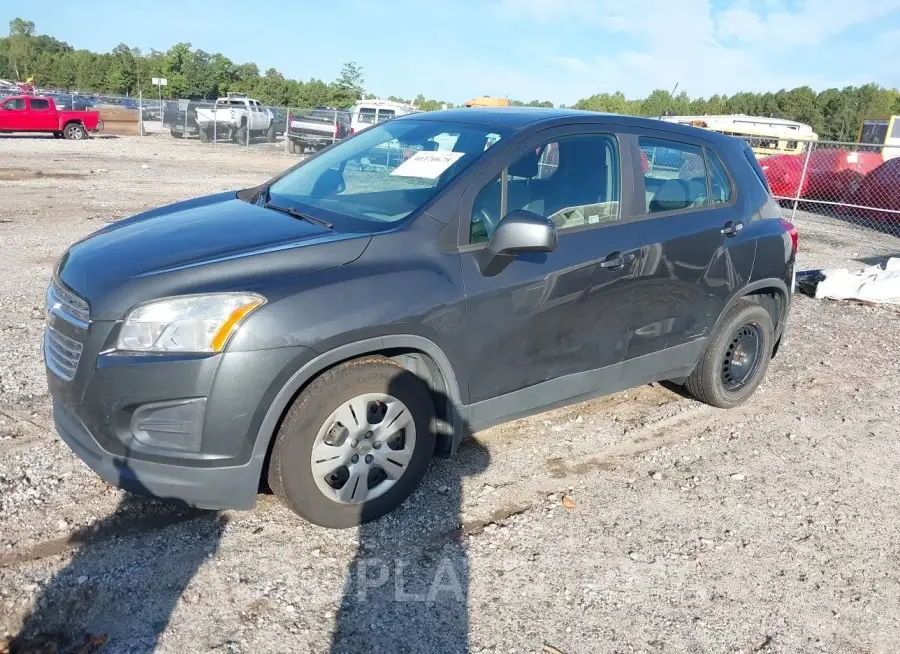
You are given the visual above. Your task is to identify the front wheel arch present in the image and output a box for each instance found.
[253,336,465,490]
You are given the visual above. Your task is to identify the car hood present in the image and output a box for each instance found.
[58,191,371,320]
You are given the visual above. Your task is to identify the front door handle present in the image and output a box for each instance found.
[600,252,636,269]
[721,221,744,236]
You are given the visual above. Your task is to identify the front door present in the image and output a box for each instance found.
[0,97,27,130]
[459,127,641,428]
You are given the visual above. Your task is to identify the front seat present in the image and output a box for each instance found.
[649,179,691,212]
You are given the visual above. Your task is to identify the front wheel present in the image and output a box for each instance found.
[683,300,774,409]
[63,123,87,140]
[268,356,436,528]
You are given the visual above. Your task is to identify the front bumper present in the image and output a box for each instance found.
[45,311,316,509]
[54,400,263,510]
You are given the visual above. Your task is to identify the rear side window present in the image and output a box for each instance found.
[30,98,50,110]
[639,137,709,213]
[705,150,733,204]
[741,141,771,192]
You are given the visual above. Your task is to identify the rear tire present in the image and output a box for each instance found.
[684,300,774,409]
[63,123,86,140]
[235,124,248,144]
[170,128,184,139]
[198,127,210,143]
[266,123,276,143]
[268,356,436,528]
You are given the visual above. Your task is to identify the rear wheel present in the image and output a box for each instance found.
[266,123,276,143]
[63,123,86,140]
[198,127,210,143]
[683,300,774,409]
[235,124,248,144]
[170,128,184,139]
[268,356,436,528]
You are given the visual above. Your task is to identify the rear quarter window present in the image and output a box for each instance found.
[741,141,770,192]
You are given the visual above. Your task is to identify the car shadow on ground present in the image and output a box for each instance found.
[8,386,489,653]
[329,386,490,654]
[8,460,227,654]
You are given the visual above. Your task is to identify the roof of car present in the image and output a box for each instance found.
[402,106,736,143]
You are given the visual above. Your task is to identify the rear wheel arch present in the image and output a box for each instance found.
[715,279,788,333]
[254,336,464,489]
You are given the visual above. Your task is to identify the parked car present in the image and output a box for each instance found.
[839,157,900,221]
[349,99,416,135]
[286,106,351,153]
[0,95,102,139]
[194,93,276,143]
[162,99,215,139]
[45,108,796,528]
[760,148,883,201]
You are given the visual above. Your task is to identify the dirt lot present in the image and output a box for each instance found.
[1,135,900,654]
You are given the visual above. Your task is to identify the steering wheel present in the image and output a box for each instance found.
[476,206,499,239]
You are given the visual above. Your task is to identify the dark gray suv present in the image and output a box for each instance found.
[45,108,796,528]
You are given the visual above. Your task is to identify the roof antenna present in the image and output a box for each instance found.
[659,82,679,119]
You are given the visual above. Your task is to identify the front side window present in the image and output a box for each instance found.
[377,109,396,122]
[640,137,709,213]
[269,119,507,226]
[470,134,620,244]
[3,98,25,110]
[358,108,377,124]
[30,98,50,110]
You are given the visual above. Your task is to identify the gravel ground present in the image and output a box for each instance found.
[1,135,900,654]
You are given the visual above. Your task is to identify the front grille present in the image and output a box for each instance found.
[47,278,90,326]
[45,327,84,381]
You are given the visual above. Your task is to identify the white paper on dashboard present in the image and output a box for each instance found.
[390,151,465,179]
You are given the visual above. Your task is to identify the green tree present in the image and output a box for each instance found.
[332,61,364,105]
[7,17,35,79]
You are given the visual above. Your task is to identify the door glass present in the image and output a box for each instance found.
[705,150,733,204]
[4,98,25,110]
[30,98,50,110]
[470,134,620,244]
[640,137,709,213]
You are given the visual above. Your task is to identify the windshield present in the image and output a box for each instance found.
[268,118,508,225]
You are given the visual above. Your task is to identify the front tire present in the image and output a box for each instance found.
[684,300,774,409]
[268,356,436,528]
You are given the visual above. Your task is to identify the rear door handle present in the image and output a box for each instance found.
[600,252,636,269]
[721,221,744,236]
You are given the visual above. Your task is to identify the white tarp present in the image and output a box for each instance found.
[815,257,900,305]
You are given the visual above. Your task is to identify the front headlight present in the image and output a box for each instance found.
[117,293,265,353]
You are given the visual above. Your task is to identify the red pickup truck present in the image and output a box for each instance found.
[0,95,102,140]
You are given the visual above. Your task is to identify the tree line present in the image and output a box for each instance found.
[2,18,898,141]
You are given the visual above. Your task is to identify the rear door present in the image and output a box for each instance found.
[459,126,641,426]
[27,98,57,131]
[625,132,756,361]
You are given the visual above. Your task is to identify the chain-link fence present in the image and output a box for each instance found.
[742,136,900,240]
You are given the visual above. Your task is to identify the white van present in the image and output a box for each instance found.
[350,99,417,135]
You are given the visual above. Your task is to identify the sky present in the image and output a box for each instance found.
[3,0,900,105]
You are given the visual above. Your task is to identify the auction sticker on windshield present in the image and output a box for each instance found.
[390,151,464,179]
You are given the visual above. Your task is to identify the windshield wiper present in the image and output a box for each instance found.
[262,188,333,229]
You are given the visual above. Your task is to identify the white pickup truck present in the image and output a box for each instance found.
[194,93,276,143]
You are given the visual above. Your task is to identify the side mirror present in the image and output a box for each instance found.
[479,210,557,276]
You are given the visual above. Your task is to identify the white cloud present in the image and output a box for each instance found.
[491,0,900,100]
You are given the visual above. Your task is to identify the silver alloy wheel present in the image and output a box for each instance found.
[310,392,417,504]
